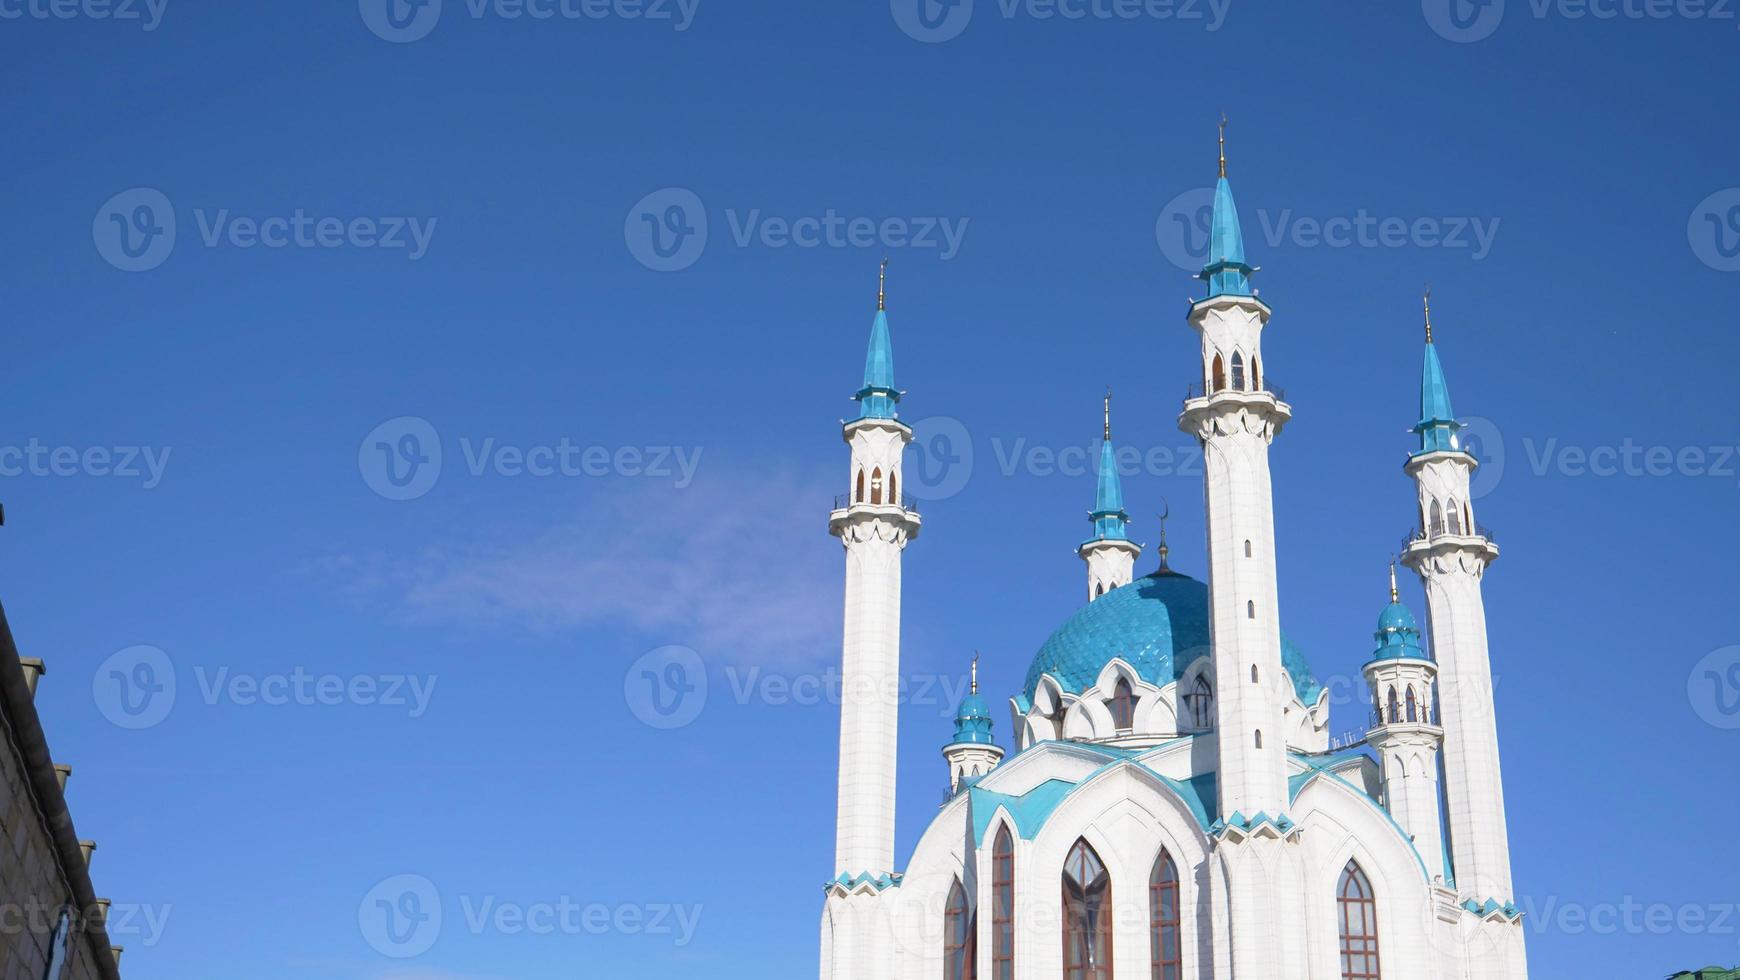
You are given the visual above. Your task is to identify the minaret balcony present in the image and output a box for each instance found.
[1178,380,1292,437]
[829,494,922,538]
[1367,707,1444,739]
[1401,524,1499,564]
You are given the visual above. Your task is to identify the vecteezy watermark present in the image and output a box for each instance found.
[625,187,970,272]
[1690,188,1740,272]
[1424,0,1739,42]
[92,645,438,729]
[624,645,708,729]
[358,874,701,958]
[1689,646,1740,730]
[890,0,1230,43]
[358,0,699,43]
[93,188,437,272]
[0,440,171,489]
[0,901,173,949]
[1519,895,1740,940]
[357,416,704,501]
[0,0,167,30]
[1156,187,1501,271]
[896,415,1211,503]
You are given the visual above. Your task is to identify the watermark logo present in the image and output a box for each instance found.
[1155,187,1216,274]
[0,440,172,488]
[905,415,975,501]
[93,188,176,273]
[1690,645,1740,729]
[1459,415,1506,500]
[625,645,708,729]
[891,0,974,42]
[92,645,176,730]
[1423,0,1505,41]
[1690,188,1740,272]
[360,416,443,501]
[1155,187,1501,267]
[0,0,167,30]
[360,0,443,42]
[626,187,709,272]
[360,874,443,958]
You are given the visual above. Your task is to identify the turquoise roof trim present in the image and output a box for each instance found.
[1412,341,1463,456]
[969,779,1077,846]
[853,309,900,420]
[825,871,902,893]
[1023,570,1323,705]
[1199,177,1255,298]
[1085,438,1131,543]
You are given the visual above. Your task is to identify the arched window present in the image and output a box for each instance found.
[1063,839,1113,980]
[1338,861,1381,979]
[1244,539,1252,558]
[1095,582,1105,599]
[1386,686,1400,724]
[870,467,884,505]
[993,827,1014,980]
[1230,352,1246,391]
[1211,354,1226,393]
[1110,679,1134,731]
[1254,730,1263,749]
[855,469,865,503]
[1447,498,1462,535]
[1405,687,1418,723]
[1250,665,1259,684]
[1429,500,1444,537]
[1186,677,1213,730]
[1247,600,1255,619]
[946,879,974,980]
[1464,502,1473,536]
[889,470,898,506]
[1251,356,1261,392]
[1151,851,1182,980]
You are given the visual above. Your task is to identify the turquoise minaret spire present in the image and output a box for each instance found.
[1414,289,1464,456]
[949,655,995,746]
[942,654,1005,793]
[1371,562,1428,661]
[1087,391,1131,543]
[1199,116,1256,299]
[853,259,901,421]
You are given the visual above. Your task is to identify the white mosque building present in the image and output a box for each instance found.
[817,138,1531,980]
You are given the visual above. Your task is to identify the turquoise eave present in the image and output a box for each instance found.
[1022,571,1324,706]
[968,756,1218,848]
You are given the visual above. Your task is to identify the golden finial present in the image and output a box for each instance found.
[1103,388,1112,442]
[971,652,979,695]
[1423,285,1434,344]
[1157,499,1172,572]
[878,257,889,312]
[1389,559,1400,603]
[1218,113,1228,179]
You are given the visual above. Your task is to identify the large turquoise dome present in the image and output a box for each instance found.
[1022,569,1323,704]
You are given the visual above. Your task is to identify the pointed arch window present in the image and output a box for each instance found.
[1230,352,1246,391]
[855,469,865,504]
[1251,356,1261,392]
[1211,354,1226,393]
[1095,582,1105,599]
[1186,677,1213,730]
[1405,687,1418,723]
[993,827,1014,980]
[1063,839,1113,980]
[1150,850,1182,980]
[1244,539,1253,558]
[1447,499,1462,535]
[1463,502,1473,537]
[870,467,884,505]
[1429,500,1444,537]
[1385,686,1400,724]
[946,879,975,980]
[1247,600,1256,619]
[889,470,898,506]
[1110,679,1134,731]
[1338,861,1381,979]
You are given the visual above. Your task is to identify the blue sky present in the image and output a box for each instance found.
[4,0,1740,977]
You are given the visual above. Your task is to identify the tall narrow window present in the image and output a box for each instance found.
[1429,500,1444,537]
[889,470,898,506]
[1250,665,1259,684]
[1254,730,1263,749]
[871,467,884,505]
[1150,850,1182,980]
[1447,499,1462,535]
[993,827,1015,980]
[1110,679,1134,731]
[946,880,973,980]
[1463,502,1473,537]
[1386,687,1400,724]
[1247,600,1255,619]
[1338,861,1381,979]
[1063,839,1113,980]
[1405,687,1418,723]
[1244,539,1252,558]
[1186,677,1213,730]
[1211,354,1226,393]
[1251,357,1261,392]
[855,469,865,504]
[1231,352,1246,391]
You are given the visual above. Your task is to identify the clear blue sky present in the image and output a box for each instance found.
[4,1,1739,977]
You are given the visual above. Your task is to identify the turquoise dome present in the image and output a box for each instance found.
[1371,600,1428,661]
[1023,570,1323,704]
[950,692,995,745]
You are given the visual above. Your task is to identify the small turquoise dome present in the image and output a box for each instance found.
[951,692,995,745]
[1022,570,1323,704]
[1371,600,1428,661]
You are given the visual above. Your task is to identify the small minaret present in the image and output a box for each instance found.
[1177,119,1292,823]
[942,655,1004,794]
[1078,391,1142,601]
[1362,562,1447,884]
[827,261,923,886]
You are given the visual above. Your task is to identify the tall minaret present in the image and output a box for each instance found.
[1362,562,1447,884]
[1398,294,1515,907]
[1177,120,1292,822]
[827,260,922,886]
[1077,391,1141,601]
[1177,122,1304,980]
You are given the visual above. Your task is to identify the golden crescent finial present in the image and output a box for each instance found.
[971,651,979,695]
[1218,113,1229,179]
[1423,285,1434,344]
[1389,559,1400,603]
[878,257,889,312]
[1157,499,1171,571]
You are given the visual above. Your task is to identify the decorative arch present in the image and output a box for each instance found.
[1405,687,1418,723]
[1446,498,1462,535]
[1251,356,1261,392]
[1110,679,1134,731]
[946,879,974,980]
[1230,351,1246,391]
[1385,686,1400,724]
[1337,861,1381,979]
[1429,499,1444,537]
[1211,353,1226,393]
[1151,850,1182,979]
[870,467,884,505]
[889,469,898,506]
[1063,839,1113,980]
[993,826,1015,980]
[855,468,865,504]
[1185,675,1213,730]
